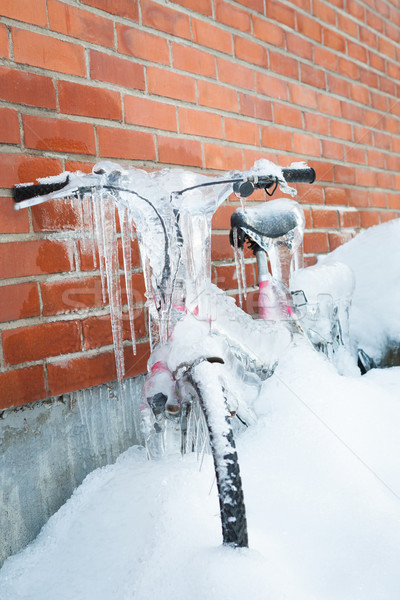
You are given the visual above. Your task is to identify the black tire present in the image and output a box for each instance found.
[184,361,249,548]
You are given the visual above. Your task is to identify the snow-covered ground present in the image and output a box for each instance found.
[1,219,400,600]
[1,344,400,600]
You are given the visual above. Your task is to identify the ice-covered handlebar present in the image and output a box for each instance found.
[13,176,71,202]
[12,165,316,207]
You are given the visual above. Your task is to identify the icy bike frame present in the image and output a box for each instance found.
[13,160,316,549]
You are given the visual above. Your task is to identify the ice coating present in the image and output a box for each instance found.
[74,159,299,383]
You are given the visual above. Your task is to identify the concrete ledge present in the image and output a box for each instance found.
[0,376,144,567]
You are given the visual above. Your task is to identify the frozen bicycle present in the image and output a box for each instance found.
[14,158,358,548]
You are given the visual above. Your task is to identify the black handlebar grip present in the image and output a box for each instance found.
[13,176,70,203]
[282,167,316,184]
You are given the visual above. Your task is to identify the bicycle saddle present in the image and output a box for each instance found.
[231,198,303,246]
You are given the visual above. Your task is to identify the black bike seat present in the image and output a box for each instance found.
[231,199,301,241]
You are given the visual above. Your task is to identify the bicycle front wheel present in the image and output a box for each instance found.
[182,360,249,548]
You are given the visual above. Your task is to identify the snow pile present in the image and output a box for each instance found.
[1,344,400,599]
[323,218,400,364]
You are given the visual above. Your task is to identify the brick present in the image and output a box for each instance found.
[341,102,364,123]
[366,9,384,32]
[59,81,122,121]
[303,231,329,253]
[48,0,114,48]
[3,321,82,366]
[0,154,63,188]
[214,263,255,291]
[0,107,20,144]
[335,165,356,185]
[239,93,272,121]
[313,0,336,24]
[311,208,338,228]
[172,42,216,78]
[234,36,268,67]
[347,41,367,63]
[90,50,145,90]
[1,0,47,26]
[211,203,237,229]
[244,149,278,169]
[376,172,394,189]
[0,23,9,58]
[301,64,326,89]
[65,160,95,174]
[12,29,86,77]
[0,66,57,109]
[286,33,313,60]
[211,233,234,261]
[252,16,285,48]
[0,197,29,234]
[0,240,74,279]
[80,0,139,20]
[345,145,366,165]
[367,149,385,169]
[360,26,377,47]
[170,0,213,16]
[257,73,288,101]
[31,197,81,233]
[322,140,344,160]
[274,103,303,128]
[215,0,252,33]
[225,118,259,146]
[261,127,292,152]
[388,194,400,210]
[355,168,377,188]
[217,58,256,91]
[117,25,170,65]
[352,126,372,146]
[47,350,117,396]
[369,52,386,73]
[204,143,243,171]
[297,13,322,41]
[347,0,364,20]
[41,277,106,315]
[192,18,232,54]
[318,94,341,117]
[23,115,96,156]
[288,83,318,109]
[380,212,398,224]
[310,161,334,183]
[314,46,338,72]
[97,126,156,160]
[147,67,196,103]
[266,0,296,28]
[378,37,396,60]
[0,365,47,410]
[158,136,202,167]
[339,210,360,228]
[304,113,329,135]
[0,283,40,323]
[178,107,223,139]
[328,231,353,251]
[124,343,151,379]
[141,0,191,39]
[198,80,239,113]
[327,73,349,97]
[330,119,352,140]
[82,311,146,350]
[338,58,360,80]
[125,96,177,131]
[373,131,392,151]
[293,133,321,157]
[323,27,346,52]
[386,154,400,172]
[269,52,299,80]
[296,184,324,205]
[360,68,378,90]
[360,211,379,227]
[235,0,264,11]
[325,187,348,206]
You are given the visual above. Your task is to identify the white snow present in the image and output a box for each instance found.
[322,218,400,364]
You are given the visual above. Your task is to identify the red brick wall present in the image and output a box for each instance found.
[0,0,399,409]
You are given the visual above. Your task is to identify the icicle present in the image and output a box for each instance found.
[232,227,247,307]
[82,192,97,268]
[119,206,136,356]
[100,193,125,389]
[92,191,108,303]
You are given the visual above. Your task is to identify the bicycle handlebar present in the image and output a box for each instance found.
[13,166,316,209]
